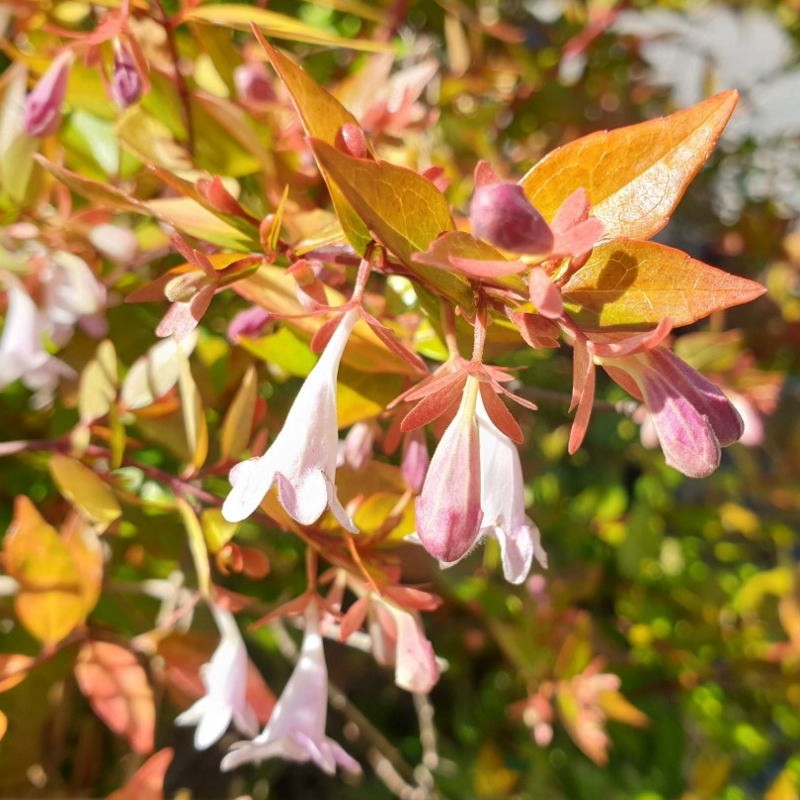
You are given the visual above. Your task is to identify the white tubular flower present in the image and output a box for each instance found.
[475,395,548,584]
[222,308,359,532]
[221,602,360,775]
[175,606,259,750]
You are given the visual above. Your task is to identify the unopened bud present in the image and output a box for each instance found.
[470,182,554,255]
[23,50,73,137]
[233,62,276,105]
[110,40,142,108]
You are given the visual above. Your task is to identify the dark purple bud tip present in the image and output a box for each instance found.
[470,182,554,255]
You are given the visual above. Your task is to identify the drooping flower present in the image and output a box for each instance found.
[601,346,744,478]
[221,602,360,775]
[23,50,73,137]
[222,308,359,531]
[474,396,548,584]
[0,272,74,406]
[175,606,259,750]
[414,375,483,562]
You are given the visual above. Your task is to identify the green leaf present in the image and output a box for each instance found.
[561,239,766,330]
[258,36,371,252]
[310,139,472,308]
[49,454,122,533]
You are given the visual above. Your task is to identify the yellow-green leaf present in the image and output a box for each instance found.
[176,497,211,598]
[219,365,259,463]
[520,91,739,240]
[258,37,371,252]
[177,350,209,473]
[3,497,87,646]
[200,508,238,554]
[562,239,766,330]
[182,5,391,52]
[79,339,118,425]
[309,139,472,308]
[49,453,122,533]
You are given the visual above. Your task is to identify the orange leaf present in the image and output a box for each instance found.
[3,496,88,646]
[520,91,739,240]
[0,710,6,742]
[561,239,765,330]
[105,748,174,800]
[74,641,155,754]
[257,34,371,252]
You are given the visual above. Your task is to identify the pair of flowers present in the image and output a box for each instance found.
[178,602,359,775]
[221,305,548,584]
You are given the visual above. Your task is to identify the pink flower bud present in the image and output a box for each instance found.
[470,182,554,254]
[233,63,276,105]
[23,50,73,137]
[110,40,142,109]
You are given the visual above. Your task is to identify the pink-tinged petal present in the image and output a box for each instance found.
[23,50,73,137]
[234,62,276,105]
[646,349,743,447]
[635,363,721,478]
[528,268,563,319]
[470,182,554,254]
[193,703,233,751]
[222,457,276,522]
[401,428,429,492]
[325,476,358,534]
[277,469,329,527]
[415,378,483,563]
[392,608,439,693]
[729,392,764,446]
[227,306,272,342]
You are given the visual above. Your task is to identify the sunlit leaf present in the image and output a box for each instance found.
[3,497,88,646]
[309,139,474,308]
[257,36,370,252]
[520,91,739,240]
[561,239,766,330]
[49,454,121,533]
[74,641,155,755]
[79,339,118,425]
[219,365,258,463]
[200,508,238,553]
[182,5,391,52]
[177,350,209,473]
[175,497,210,598]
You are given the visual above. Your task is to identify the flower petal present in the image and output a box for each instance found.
[222,456,276,522]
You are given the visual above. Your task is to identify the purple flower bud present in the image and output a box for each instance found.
[23,50,73,138]
[233,63,276,105]
[470,182,554,255]
[110,40,142,109]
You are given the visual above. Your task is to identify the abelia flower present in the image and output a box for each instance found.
[222,308,359,531]
[474,396,548,584]
[222,603,360,775]
[414,375,483,562]
[337,421,375,471]
[40,252,107,343]
[0,272,75,406]
[602,347,743,478]
[401,428,429,492]
[109,39,143,108]
[23,50,73,137]
[175,606,259,750]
